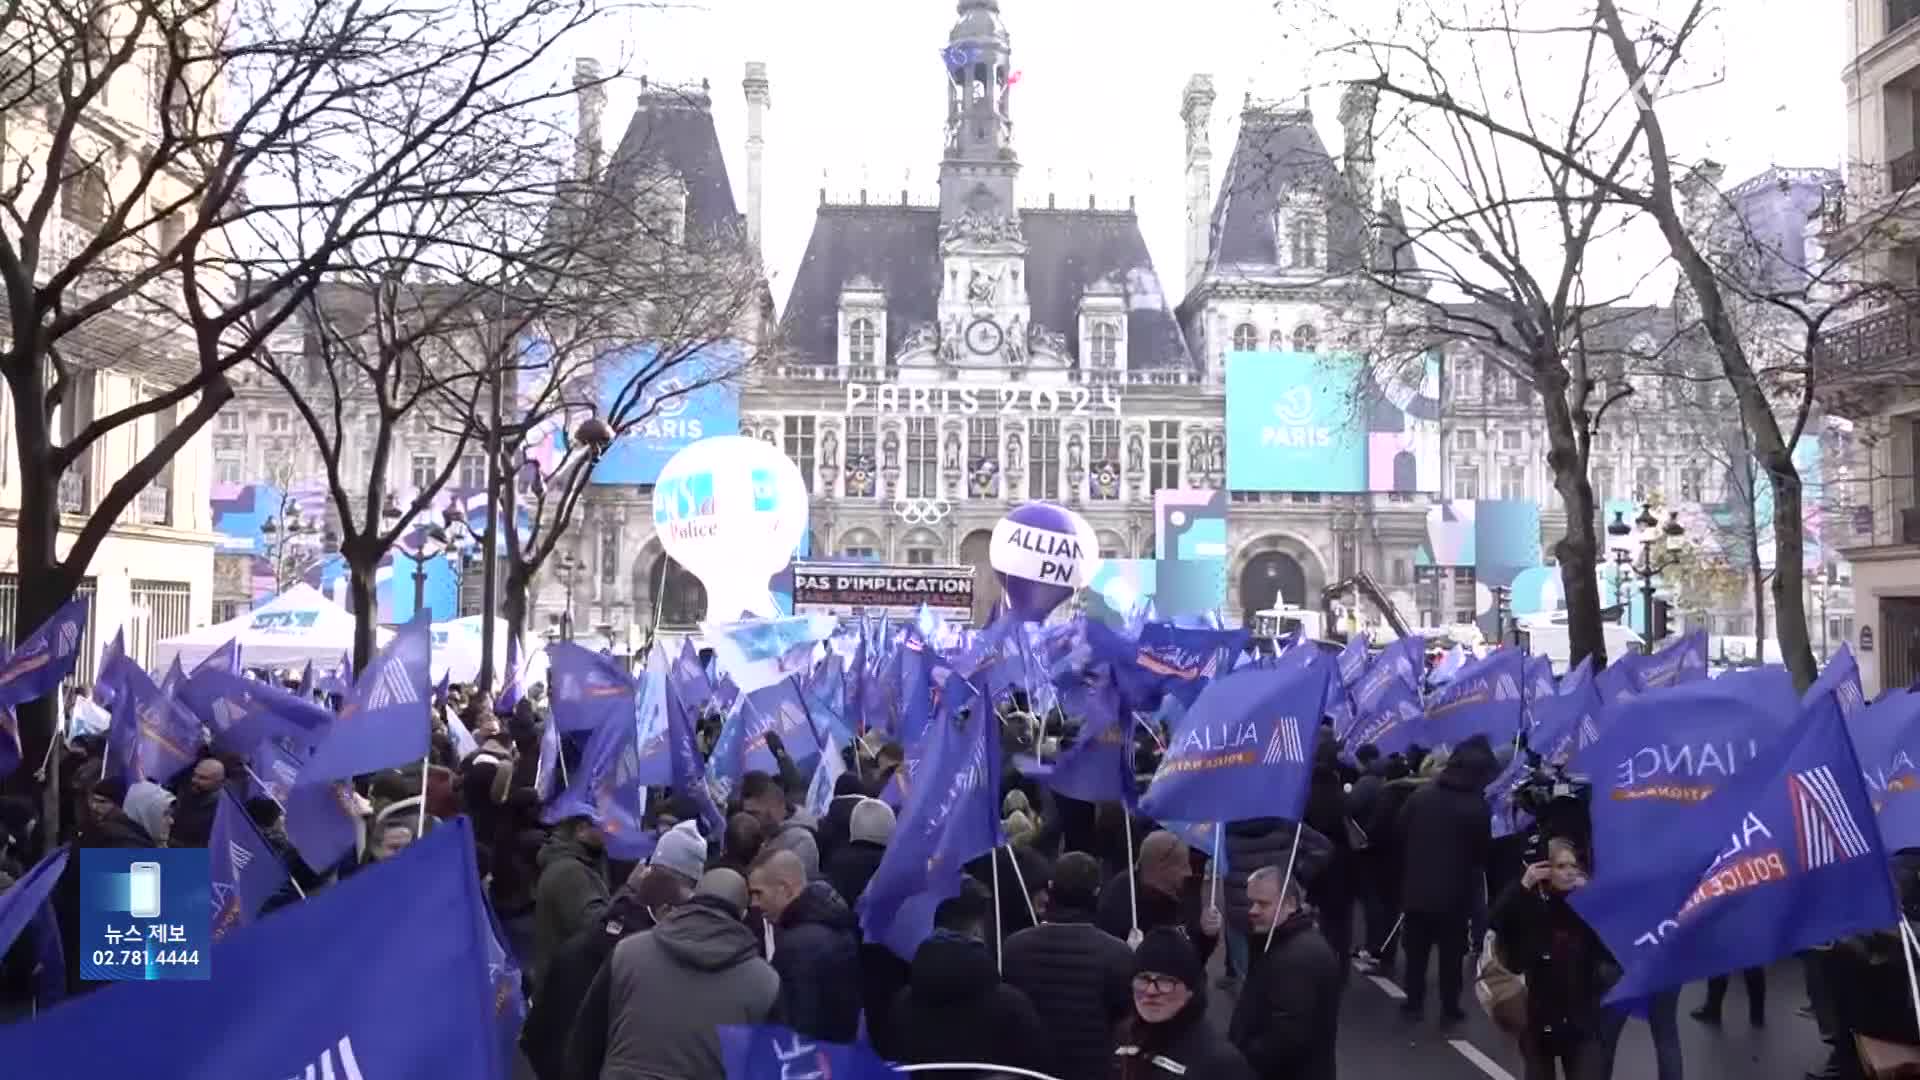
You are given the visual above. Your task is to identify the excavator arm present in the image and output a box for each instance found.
[1320,571,1413,640]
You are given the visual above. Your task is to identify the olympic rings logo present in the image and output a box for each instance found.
[893,498,953,525]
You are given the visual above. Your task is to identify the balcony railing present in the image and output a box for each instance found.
[57,472,88,515]
[1895,149,1920,194]
[136,487,172,526]
[1814,301,1920,409]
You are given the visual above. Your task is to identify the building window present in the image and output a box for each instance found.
[1269,329,1285,350]
[1500,464,1526,500]
[1453,465,1480,499]
[1593,466,1615,504]
[411,454,437,491]
[216,456,242,485]
[841,545,878,560]
[1592,431,1613,454]
[968,416,998,467]
[458,454,485,491]
[905,546,936,565]
[848,316,877,366]
[1090,418,1120,499]
[1029,419,1060,500]
[1634,465,1660,499]
[268,412,290,433]
[846,416,876,494]
[1232,323,1258,351]
[1501,430,1523,451]
[1149,420,1180,492]
[784,415,817,493]
[1454,429,1478,453]
[1391,557,1410,585]
[1680,466,1703,501]
[1292,324,1317,352]
[1089,322,1119,367]
[218,411,240,432]
[1453,360,1479,399]
[905,417,937,498]
[1455,608,1477,625]
[1289,216,1318,266]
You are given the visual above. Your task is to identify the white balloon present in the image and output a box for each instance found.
[652,435,809,619]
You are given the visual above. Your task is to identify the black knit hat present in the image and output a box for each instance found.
[1133,926,1204,990]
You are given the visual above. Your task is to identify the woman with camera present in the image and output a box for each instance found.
[1489,837,1621,1080]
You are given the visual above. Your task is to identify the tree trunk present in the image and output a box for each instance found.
[503,562,530,657]
[1763,462,1816,685]
[1539,368,1609,670]
[346,553,380,675]
[1747,517,1767,665]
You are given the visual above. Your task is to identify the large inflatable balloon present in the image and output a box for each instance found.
[651,435,809,620]
[989,502,1101,621]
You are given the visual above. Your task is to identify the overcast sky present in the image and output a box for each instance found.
[587,0,1848,311]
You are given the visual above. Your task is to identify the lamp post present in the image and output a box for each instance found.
[555,551,582,641]
[260,504,339,595]
[1607,500,1686,643]
[382,501,476,618]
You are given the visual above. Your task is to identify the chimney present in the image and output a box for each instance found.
[573,58,606,181]
[1676,159,1726,236]
[1180,74,1216,294]
[743,61,771,252]
[1338,82,1378,205]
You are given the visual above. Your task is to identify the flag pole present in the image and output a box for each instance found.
[238,765,307,898]
[1002,843,1038,927]
[415,751,430,836]
[1263,824,1304,952]
[1900,918,1920,1033]
[1123,810,1140,947]
[990,838,1004,974]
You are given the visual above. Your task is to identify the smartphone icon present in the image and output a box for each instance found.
[128,862,162,920]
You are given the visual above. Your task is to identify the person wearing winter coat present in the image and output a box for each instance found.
[826,797,891,909]
[566,868,781,1080]
[52,778,156,996]
[889,881,1054,1078]
[1229,866,1343,1080]
[748,849,862,1042]
[531,817,609,988]
[1095,829,1220,959]
[1113,927,1255,1080]
[741,768,821,878]
[1394,737,1497,1022]
[1218,819,1332,985]
[1001,852,1133,1080]
[1490,838,1621,1080]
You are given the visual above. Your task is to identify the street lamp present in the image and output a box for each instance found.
[260,505,338,593]
[555,550,583,641]
[384,503,476,617]
[1607,500,1686,643]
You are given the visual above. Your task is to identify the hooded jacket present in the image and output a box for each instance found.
[1219,820,1333,933]
[769,880,862,1042]
[520,893,658,1080]
[1228,909,1343,1080]
[889,932,1054,1078]
[531,832,609,987]
[566,896,780,1080]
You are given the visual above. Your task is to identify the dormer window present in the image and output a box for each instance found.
[1289,216,1318,267]
[1089,322,1119,367]
[849,317,877,365]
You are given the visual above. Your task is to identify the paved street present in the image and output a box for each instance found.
[1207,955,1833,1080]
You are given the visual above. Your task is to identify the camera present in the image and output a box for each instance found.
[1511,738,1594,868]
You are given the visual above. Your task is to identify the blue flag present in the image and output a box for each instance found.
[93,628,126,709]
[1578,667,1798,882]
[858,678,1000,960]
[544,688,649,859]
[193,636,242,677]
[1858,688,1920,851]
[1527,666,1603,767]
[0,846,69,970]
[1634,629,1709,692]
[1421,648,1526,753]
[719,1024,901,1079]
[1035,666,1134,806]
[0,818,503,1079]
[301,613,431,781]
[209,788,289,942]
[101,655,201,786]
[1572,683,1898,1006]
[665,672,724,836]
[482,898,527,1070]
[178,669,334,758]
[546,641,635,732]
[0,597,90,777]
[1139,658,1330,825]
[534,711,563,804]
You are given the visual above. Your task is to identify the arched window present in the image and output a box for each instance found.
[848,317,877,365]
[1089,322,1119,367]
[1292,324,1318,352]
[1232,323,1259,352]
[1268,329,1285,351]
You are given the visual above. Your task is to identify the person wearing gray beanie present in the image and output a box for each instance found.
[648,820,708,888]
[826,798,892,908]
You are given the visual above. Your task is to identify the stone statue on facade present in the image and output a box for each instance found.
[1188,431,1207,475]
[944,430,961,471]
[1127,432,1144,475]
[968,267,999,304]
[1006,430,1023,474]
[882,429,899,470]
[1067,433,1083,475]
[1208,431,1225,474]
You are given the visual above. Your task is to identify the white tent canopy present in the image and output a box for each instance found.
[432,616,546,688]
[153,584,389,671]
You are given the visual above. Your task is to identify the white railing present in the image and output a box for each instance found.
[136,487,171,525]
[58,471,88,514]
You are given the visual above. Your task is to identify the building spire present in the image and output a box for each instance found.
[938,0,1018,223]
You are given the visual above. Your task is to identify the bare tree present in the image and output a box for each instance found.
[1304,0,1920,687]
[1293,2,1666,669]
[1,0,628,725]
[483,116,770,672]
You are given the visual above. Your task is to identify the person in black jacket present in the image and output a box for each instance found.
[52,778,155,995]
[1229,865,1342,1080]
[1096,828,1220,957]
[748,849,862,1042]
[1303,741,1356,973]
[1114,928,1254,1080]
[1219,819,1332,988]
[1001,852,1133,1080]
[519,863,694,1080]
[1489,837,1620,1080]
[827,797,892,908]
[1395,737,1496,1022]
[889,881,1054,1078]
